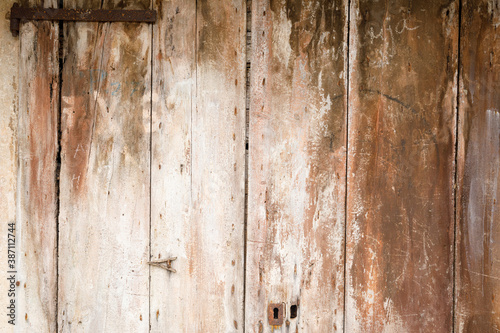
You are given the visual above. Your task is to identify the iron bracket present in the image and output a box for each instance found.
[9,3,157,37]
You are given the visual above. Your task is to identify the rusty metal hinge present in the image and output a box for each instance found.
[9,3,157,37]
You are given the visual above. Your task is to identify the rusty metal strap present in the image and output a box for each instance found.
[9,3,157,37]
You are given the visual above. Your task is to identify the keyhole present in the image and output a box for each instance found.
[268,303,284,325]
[290,305,297,319]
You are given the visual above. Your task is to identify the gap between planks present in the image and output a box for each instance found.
[243,0,252,332]
[451,0,463,332]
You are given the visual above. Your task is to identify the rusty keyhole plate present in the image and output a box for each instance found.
[268,303,284,326]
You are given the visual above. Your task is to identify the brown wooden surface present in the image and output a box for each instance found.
[455,0,500,331]
[346,0,458,331]
[17,0,59,331]
[245,0,348,331]
[150,0,247,331]
[8,0,500,331]
[57,0,151,331]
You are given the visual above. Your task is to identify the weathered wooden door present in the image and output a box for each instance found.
[2,0,499,332]
[15,0,246,331]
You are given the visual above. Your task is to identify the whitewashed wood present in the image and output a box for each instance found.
[245,0,348,331]
[0,1,19,332]
[150,0,247,331]
[17,0,59,331]
[57,0,151,331]
[149,0,195,331]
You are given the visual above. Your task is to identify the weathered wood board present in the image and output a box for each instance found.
[150,0,247,331]
[0,1,19,332]
[346,0,458,331]
[8,0,500,331]
[455,0,500,331]
[57,0,151,331]
[149,0,196,330]
[245,0,348,331]
[17,0,59,331]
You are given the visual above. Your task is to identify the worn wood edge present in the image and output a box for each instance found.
[455,0,500,331]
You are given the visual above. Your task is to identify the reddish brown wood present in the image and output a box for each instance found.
[17,1,59,331]
[455,0,500,331]
[246,0,348,331]
[346,0,458,331]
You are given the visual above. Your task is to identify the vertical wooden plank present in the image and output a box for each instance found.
[246,0,348,331]
[149,0,196,331]
[194,0,246,329]
[57,0,151,331]
[0,1,19,332]
[193,1,246,329]
[150,0,247,331]
[455,1,500,331]
[346,0,458,331]
[17,0,59,331]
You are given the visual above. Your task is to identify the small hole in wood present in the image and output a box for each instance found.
[273,307,279,319]
[290,305,297,319]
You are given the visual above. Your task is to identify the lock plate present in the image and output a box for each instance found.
[268,303,284,326]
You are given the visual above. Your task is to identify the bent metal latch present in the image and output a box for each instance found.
[8,3,157,37]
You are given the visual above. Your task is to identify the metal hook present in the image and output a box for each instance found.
[148,257,177,273]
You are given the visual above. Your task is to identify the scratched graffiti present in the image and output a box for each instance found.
[364,17,420,68]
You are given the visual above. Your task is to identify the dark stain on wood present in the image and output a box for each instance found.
[197,0,233,70]
[61,11,149,198]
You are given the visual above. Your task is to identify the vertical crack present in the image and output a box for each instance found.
[452,1,462,332]
[243,0,252,331]
[148,1,154,332]
[55,0,64,332]
[343,0,351,331]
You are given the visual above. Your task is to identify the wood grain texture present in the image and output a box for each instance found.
[455,1,500,331]
[17,0,59,331]
[245,0,348,331]
[346,0,458,331]
[57,0,151,331]
[0,1,19,332]
[150,0,247,331]
[149,0,196,331]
